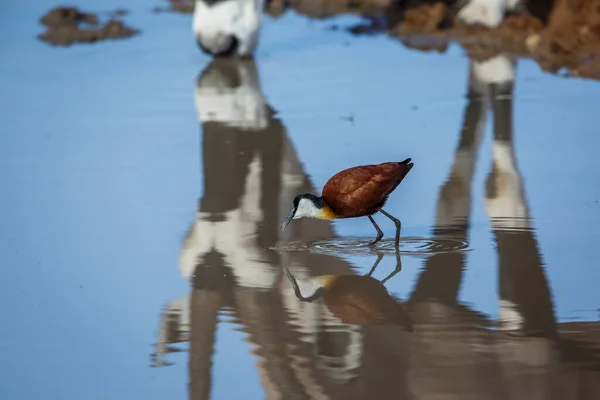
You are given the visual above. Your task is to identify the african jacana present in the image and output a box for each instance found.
[280,159,414,248]
[281,262,413,330]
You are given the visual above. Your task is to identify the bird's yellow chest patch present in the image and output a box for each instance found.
[319,204,337,220]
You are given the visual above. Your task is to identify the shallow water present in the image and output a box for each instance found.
[2,2,600,399]
[271,236,471,256]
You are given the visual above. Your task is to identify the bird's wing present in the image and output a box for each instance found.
[322,163,407,215]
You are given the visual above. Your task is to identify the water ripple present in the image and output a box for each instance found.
[271,236,470,256]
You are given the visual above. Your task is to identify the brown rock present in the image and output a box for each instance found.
[100,20,140,40]
[40,7,98,28]
[38,7,139,46]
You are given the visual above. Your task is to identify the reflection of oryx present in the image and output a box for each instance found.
[153,58,411,399]
[193,0,265,57]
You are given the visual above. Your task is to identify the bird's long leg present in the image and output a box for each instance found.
[381,251,402,284]
[368,215,384,246]
[380,209,402,250]
[365,253,384,277]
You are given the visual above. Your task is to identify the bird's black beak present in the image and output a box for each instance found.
[280,210,294,230]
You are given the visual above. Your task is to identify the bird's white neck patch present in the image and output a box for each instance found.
[294,198,322,219]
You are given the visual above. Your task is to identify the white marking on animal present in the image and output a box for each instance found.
[193,0,264,56]
[294,198,322,219]
[457,0,523,27]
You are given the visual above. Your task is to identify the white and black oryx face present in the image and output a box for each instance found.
[193,0,265,57]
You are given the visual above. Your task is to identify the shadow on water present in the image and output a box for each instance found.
[151,54,600,399]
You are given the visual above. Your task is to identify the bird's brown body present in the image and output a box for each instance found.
[280,158,413,248]
[322,160,414,219]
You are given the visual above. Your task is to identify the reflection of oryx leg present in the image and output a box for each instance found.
[405,66,506,393]
[486,65,560,400]
[433,60,490,232]
[407,84,505,400]
[189,289,221,400]
[487,82,559,395]
[409,59,491,307]
[152,295,191,367]
[235,288,309,393]
[483,57,558,340]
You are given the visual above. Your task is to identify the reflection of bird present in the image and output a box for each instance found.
[282,264,413,331]
[280,159,414,248]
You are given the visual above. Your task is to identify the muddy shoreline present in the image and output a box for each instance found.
[383,0,600,81]
[290,0,600,81]
[39,1,600,81]
[255,0,600,81]
[273,0,600,81]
